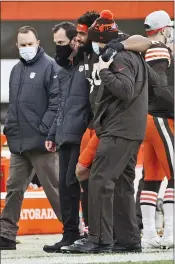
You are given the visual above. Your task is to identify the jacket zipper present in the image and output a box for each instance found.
[16,65,26,153]
[59,68,73,147]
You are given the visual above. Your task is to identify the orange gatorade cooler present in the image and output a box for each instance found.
[1,191,63,235]
[1,134,10,192]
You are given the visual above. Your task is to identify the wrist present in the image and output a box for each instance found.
[78,162,89,168]
[46,135,55,142]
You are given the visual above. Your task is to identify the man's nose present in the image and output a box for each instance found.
[76,35,81,41]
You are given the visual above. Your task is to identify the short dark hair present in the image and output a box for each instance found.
[77,11,100,28]
[52,22,77,40]
[18,26,38,40]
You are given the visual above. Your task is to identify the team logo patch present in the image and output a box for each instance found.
[79,65,84,72]
[30,72,36,79]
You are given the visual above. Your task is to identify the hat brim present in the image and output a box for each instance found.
[88,30,119,43]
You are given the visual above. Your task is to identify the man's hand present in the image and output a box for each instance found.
[97,55,113,75]
[45,141,56,152]
[76,163,90,182]
[106,40,124,52]
[69,37,79,60]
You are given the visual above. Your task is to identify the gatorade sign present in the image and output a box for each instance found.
[1,191,63,235]
[20,208,57,220]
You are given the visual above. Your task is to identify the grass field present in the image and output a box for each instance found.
[1,235,173,264]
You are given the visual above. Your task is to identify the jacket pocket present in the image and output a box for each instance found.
[20,103,41,133]
[93,103,108,135]
[38,122,49,136]
[4,122,19,136]
[4,104,18,136]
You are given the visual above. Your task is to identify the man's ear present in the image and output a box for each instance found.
[37,40,40,46]
[161,28,165,36]
[16,43,19,49]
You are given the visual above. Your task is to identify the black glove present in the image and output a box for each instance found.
[101,47,117,62]
[106,39,124,52]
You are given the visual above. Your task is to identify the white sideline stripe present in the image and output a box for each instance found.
[1,248,173,263]
[1,191,47,200]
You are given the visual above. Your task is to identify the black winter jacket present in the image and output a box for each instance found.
[47,58,92,148]
[4,47,61,153]
[93,51,149,140]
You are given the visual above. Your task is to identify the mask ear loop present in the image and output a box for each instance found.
[164,26,173,44]
[166,30,174,51]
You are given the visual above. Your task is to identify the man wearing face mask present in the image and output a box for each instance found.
[43,22,92,253]
[61,9,152,254]
[140,10,174,249]
[0,26,61,250]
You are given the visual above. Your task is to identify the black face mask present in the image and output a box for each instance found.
[55,44,73,60]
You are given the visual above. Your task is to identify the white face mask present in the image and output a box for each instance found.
[19,46,38,61]
[166,27,173,45]
[92,42,100,55]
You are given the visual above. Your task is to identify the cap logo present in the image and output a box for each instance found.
[95,23,118,32]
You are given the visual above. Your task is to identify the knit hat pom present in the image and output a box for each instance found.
[100,10,114,20]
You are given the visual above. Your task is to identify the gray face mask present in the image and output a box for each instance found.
[163,26,173,44]
[19,46,38,61]
[166,27,173,44]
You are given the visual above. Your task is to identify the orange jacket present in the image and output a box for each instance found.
[79,128,144,168]
[79,129,99,168]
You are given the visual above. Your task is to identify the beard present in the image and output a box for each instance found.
[73,40,93,65]
[77,40,93,55]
